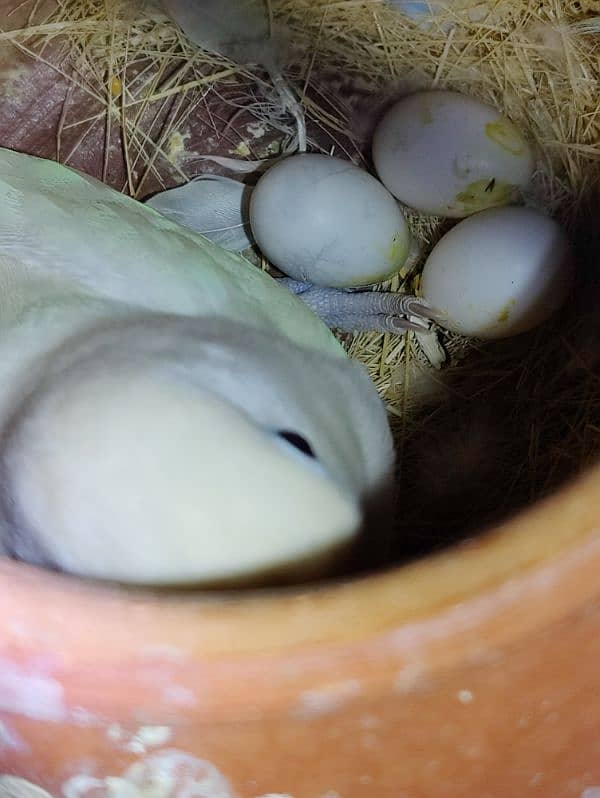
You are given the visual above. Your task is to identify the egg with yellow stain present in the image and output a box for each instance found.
[372,90,534,218]
[421,206,573,339]
[249,153,411,288]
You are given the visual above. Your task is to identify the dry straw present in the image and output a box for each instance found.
[3,0,600,562]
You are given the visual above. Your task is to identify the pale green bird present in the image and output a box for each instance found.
[0,147,394,587]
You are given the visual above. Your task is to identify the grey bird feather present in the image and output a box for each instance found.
[146,174,254,252]
[161,0,273,64]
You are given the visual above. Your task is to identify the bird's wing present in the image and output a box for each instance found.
[0,147,344,358]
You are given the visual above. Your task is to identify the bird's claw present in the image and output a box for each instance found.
[386,314,433,334]
[389,296,447,332]
[277,279,445,335]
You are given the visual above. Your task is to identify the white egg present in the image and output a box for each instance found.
[249,153,411,288]
[420,206,573,339]
[372,90,534,218]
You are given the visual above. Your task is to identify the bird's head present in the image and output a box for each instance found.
[0,316,394,587]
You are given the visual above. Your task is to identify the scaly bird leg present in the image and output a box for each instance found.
[278,279,444,334]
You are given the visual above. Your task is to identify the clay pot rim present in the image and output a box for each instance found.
[2,461,598,663]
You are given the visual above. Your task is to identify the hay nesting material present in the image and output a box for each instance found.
[1,0,599,562]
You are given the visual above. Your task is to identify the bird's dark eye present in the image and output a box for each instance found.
[276,430,316,458]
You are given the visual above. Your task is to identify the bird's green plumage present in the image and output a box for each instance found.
[0,147,345,359]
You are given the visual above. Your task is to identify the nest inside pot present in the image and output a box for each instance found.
[1,0,599,577]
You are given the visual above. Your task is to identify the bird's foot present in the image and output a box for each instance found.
[278,279,444,334]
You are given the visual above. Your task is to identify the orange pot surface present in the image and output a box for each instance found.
[0,460,599,798]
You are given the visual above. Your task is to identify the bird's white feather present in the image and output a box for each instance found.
[0,148,394,586]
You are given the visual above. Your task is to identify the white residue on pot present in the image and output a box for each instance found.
[294,679,362,719]
[128,725,173,753]
[162,684,197,707]
[0,658,66,722]
[457,689,474,704]
[106,722,124,742]
[394,661,426,693]
[8,755,300,798]
[105,723,173,753]
[70,707,104,727]
[63,750,237,798]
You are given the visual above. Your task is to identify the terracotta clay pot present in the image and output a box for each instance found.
[1,9,600,797]
[1,461,600,798]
